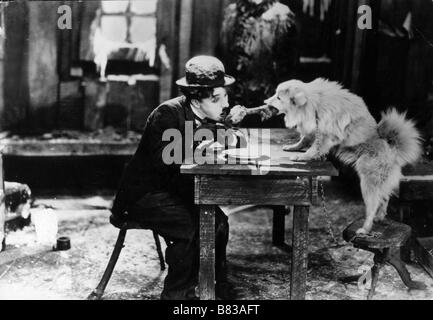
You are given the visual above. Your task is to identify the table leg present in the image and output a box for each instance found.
[0,154,5,251]
[291,205,309,300]
[272,206,286,246]
[199,205,215,300]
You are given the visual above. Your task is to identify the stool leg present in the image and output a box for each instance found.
[367,250,388,300]
[388,249,427,290]
[367,262,382,300]
[87,228,127,300]
[152,231,165,271]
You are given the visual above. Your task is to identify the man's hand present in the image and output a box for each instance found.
[225,105,247,126]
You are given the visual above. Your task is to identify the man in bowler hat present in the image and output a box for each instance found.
[111,56,249,299]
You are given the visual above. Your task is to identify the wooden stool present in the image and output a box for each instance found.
[342,218,427,300]
[87,214,166,300]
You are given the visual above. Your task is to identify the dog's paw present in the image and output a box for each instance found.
[285,153,306,161]
[355,228,369,235]
[283,144,301,152]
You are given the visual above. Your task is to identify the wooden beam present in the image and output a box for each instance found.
[199,204,216,300]
[351,0,381,94]
[177,0,194,91]
[27,1,60,130]
[350,0,369,92]
[190,0,225,56]
[195,176,311,205]
[79,0,100,61]
[157,0,179,102]
[3,1,29,131]
[290,205,310,300]
[83,78,107,131]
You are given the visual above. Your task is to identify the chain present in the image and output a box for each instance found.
[314,111,336,244]
[318,177,339,245]
[315,111,324,161]
[314,111,344,247]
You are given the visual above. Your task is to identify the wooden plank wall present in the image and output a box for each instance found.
[403,0,433,105]
[173,0,228,97]
[156,0,179,101]
[190,0,228,56]
[3,1,62,132]
[0,0,232,132]
[3,1,30,131]
[26,1,60,131]
[369,0,433,117]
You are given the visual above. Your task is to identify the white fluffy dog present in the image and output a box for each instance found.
[264,78,422,235]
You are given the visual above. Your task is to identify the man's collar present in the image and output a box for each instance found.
[190,101,206,121]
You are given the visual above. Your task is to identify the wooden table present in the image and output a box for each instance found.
[180,128,338,300]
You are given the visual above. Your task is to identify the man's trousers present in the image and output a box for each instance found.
[128,191,229,300]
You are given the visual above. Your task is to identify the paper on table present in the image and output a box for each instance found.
[222,147,263,161]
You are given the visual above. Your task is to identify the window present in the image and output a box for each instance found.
[99,0,157,43]
[91,0,158,78]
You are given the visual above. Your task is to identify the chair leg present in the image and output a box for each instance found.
[87,228,127,300]
[367,262,382,300]
[153,231,165,271]
[388,249,427,290]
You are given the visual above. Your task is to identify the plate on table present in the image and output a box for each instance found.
[222,148,264,161]
[197,140,225,152]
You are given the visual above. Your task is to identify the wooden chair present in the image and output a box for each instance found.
[342,218,427,300]
[87,214,166,300]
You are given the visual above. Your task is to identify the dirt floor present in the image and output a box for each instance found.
[1,180,433,300]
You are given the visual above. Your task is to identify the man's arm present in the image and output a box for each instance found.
[147,105,183,175]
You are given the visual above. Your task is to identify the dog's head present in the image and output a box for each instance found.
[265,80,308,116]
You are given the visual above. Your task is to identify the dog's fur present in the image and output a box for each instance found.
[265,78,422,234]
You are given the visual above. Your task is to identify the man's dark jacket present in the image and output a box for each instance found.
[111,96,197,217]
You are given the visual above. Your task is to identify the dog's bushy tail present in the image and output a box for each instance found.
[378,108,422,166]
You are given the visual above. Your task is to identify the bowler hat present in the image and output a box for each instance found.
[176,56,235,88]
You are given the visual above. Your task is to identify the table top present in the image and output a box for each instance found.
[181,128,338,177]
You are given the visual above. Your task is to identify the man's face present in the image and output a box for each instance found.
[198,87,229,121]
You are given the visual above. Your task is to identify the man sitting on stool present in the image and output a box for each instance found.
[111,56,249,300]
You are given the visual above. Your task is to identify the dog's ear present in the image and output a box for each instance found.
[293,91,307,107]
